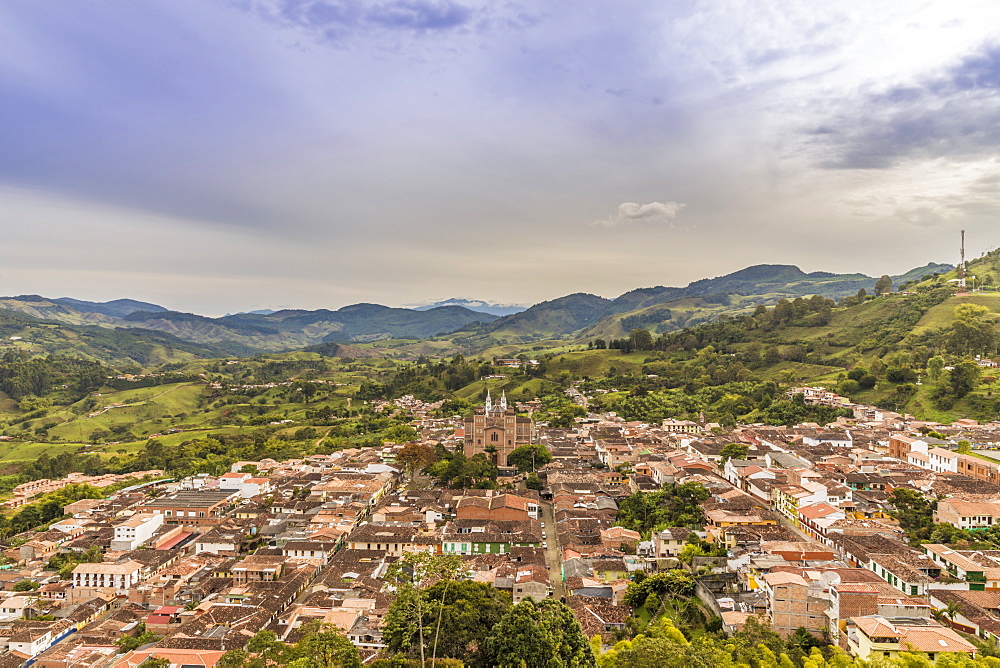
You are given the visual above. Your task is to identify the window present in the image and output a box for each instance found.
[491,432,499,442]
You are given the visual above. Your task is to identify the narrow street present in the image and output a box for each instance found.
[566,384,589,410]
[539,500,567,600]
[775,513,818,543]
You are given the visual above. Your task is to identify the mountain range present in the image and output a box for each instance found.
[0,261,952,363]
[458,262,953,345]
[409,298,528,317]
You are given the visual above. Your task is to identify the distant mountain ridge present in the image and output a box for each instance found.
[410,298,528,317]
[52,297,168,318]
[468,262,953,344]
[0,261,953,358]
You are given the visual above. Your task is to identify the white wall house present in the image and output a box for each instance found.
[110,513,164,551]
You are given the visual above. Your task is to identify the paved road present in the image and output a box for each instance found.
[539,501,567,599]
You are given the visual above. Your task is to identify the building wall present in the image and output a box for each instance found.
[463,408,532,466]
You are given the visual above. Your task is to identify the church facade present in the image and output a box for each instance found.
[463,391,532,467]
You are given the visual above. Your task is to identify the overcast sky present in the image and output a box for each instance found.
[2,1,1000,315]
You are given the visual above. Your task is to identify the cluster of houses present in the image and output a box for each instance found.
[5,388,1000,666]
[4,471,164,510]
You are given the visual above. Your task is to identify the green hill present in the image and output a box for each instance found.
[0,310,239,367]
[449,262,953,350]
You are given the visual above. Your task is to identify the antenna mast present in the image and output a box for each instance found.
[959,230,967,289]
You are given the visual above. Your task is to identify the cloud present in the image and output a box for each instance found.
[813,43,1000,169]
[594,201,685,227]
[243,0,479,38]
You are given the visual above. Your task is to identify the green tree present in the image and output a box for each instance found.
[888,488,936,540]
[525,474,544,491]
[293,622,362,668]
[383,552,467,666]
[629,329,654,351]
[484,598,596,668]
[616,483,709,536]
[385,579,511,664]
[719,443,749,466]
[949,304,996,356]
[507,444,553,473]
[927,355,946,382]
[949,361,982,398]
[874,275,893,295]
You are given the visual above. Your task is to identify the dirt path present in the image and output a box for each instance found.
[314,426,334,449]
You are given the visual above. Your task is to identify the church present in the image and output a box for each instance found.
[463,390,532,468]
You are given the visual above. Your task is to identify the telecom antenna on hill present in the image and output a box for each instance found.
[958,229,967,289]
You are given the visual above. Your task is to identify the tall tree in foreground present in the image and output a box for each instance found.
[383,552,468,667]
[484,598,596,668]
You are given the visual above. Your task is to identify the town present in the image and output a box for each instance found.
[0,383,998,666]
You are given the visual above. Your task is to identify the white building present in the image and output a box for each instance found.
[72,560,143,591]
[110,513,164,551]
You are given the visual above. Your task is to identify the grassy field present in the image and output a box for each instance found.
[0,441,90,465]
[545,350,649,377]
[912,294,1000,335]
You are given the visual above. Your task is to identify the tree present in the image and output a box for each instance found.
[950,306,996,356]
[507,444,553,473]
[385,580,511,664]
[888,488,936,540]
[484,598,596,668]
[616,483,709,536]
[222,623,360,668]
[623,569,696,607]
[719,443,749,466]
[383,552,467,667]
[927,355,945,381]
[293,622,362,668]
[13,579,39,591]
[873,275,893,295]
[397,442,437,478]
[629,329,654,351]
[949,360,981,398]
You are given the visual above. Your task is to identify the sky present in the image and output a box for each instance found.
[2,1,1000,315]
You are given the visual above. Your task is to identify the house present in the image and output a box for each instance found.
[110,513,164,551]
[141,490,240,526]
[441,520,543,556]
[72,561,143,591]
[920,544,997,590]
[761,571,829,638]
[934,499,1000,530]
[599,527,640,553]
[846,615,975,662]
[455,493,540,522]
[113,648,228,667]
[928,589,1000,642]
[652,528,693,558]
